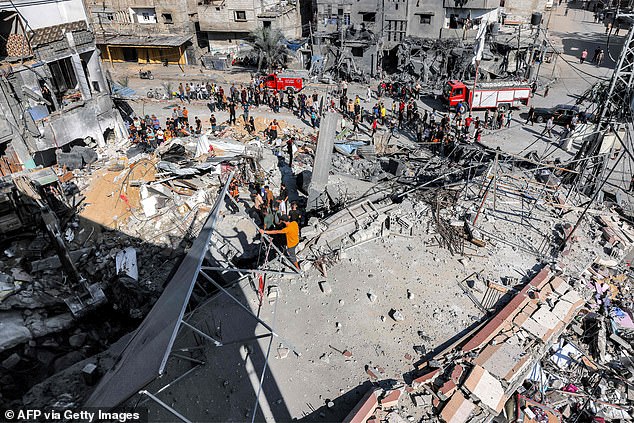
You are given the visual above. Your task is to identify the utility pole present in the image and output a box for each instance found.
[571,16,634,196]
[516,24,521,74]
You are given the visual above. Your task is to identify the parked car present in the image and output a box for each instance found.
[533,104,589,125]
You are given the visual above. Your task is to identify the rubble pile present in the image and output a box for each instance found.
[339,201,634,422]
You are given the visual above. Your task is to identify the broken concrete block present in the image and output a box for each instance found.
[463,365,507,413]
[69,333,87,348]
[0,312,32,352]
[411,368,440,388]
[437,379,457,400]
[2,353,21,369]
[368,292,377,303]
[319,281,332,294]
[380,388,403,409]
[81,363,99,385]
[29,248,93,272]
[390,309,405,322]
[531,305,560,330]
[521,317,549,339]
[440,390,476,423]
[268,285,279,304]
[277,344,290,359]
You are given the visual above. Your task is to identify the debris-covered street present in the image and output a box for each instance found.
[2,1,634,423]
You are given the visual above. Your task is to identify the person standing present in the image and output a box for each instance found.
[182,107,189,126]
[242,102,249,123]
[526,106,535,125]
[259,216,301,271]
[177,106,184,126]
[353,113,361,133]
[195,116,202,134]
[210,114,217,132]
[341,80,348,97]
[505,110,512,128]
[596,48,604,66]
[580,49,588,64]
[228,101,236,125]
[543,116,554,137]
[286,137,295,167]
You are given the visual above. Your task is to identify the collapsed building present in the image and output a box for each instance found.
[0,0,126,173]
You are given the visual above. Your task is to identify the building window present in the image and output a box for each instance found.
[351,47,363,57]
[49,57,77,99]
[97,12,114,22]
[263,20,271,28]
[234,10,247,21]
[419,14,432,24]
[395,3,398,10]
[343,13,350,25]
[162,13,173,23]
[362,12,376,22]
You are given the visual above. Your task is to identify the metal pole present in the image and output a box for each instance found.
[139,390,192,423]
[180,320,222,346]
[199,270,302,356]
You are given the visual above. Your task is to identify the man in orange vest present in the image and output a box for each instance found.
[259,216,300,271]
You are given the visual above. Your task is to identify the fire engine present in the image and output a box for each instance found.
[443,80,531,111]
[262,73,303,93]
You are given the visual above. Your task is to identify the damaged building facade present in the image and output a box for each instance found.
[197,0,301,56]
[311,0,502,79]
[86,0,301,63]
[85,0,197,65]
[0,0,126,172]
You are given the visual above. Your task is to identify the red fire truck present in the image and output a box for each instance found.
[262,73,304,93]
[443,80,532,111]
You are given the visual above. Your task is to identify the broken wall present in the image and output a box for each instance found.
[406,0,445,40]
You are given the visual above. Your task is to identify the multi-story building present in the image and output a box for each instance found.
[311,0,502,76]
[197,0,302,55]
[85,0,301,63]
[85,0,197,65]
[0,0,126,173]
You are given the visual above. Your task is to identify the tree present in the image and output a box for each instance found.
[248,27,289,72]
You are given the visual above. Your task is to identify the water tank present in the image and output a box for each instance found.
[531,12,542,26]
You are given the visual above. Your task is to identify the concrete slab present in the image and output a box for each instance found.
[520,317,549,340]
[531,305,560,330]
[473,335,526,382]
[463,365,507,413]
[440,390,476,423]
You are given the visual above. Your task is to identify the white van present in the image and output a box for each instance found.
[545,0,554,10]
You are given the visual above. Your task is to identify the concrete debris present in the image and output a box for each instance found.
[3,13,634,421]
[390,309,405,322]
